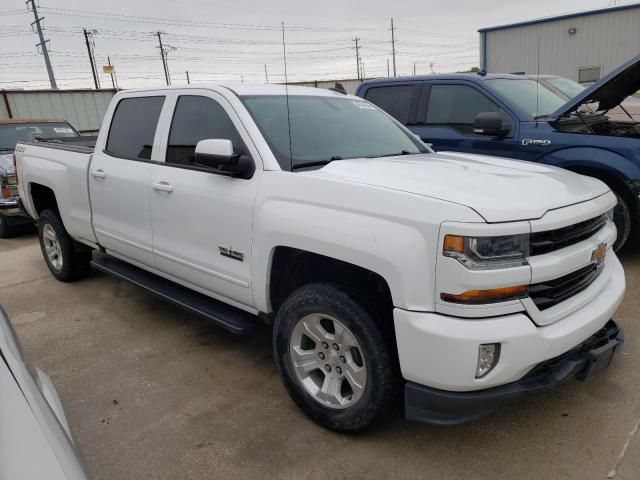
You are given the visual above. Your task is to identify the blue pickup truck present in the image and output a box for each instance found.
[356,55,640,251]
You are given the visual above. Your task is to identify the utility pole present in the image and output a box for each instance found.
[390,18,397,77]
[186,70,190,84]
[353,37,361,80]
[155,31,170,85]
[27,0,57,89]
[83,28,100,89]
[413,61,416,76]
[264,64,269,83]
[106,56,118,89]
[387,58,390,77]
[241,74,244,83]
[361,61,366,79]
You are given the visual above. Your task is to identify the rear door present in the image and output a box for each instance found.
[412,82,520,158]
[361,82,422,126]
[89,94,165,267]
[148,90,260,308]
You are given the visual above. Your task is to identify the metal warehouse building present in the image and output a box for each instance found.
[479,3,640,83]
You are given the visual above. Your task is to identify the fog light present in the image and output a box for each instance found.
[476,343,500,378]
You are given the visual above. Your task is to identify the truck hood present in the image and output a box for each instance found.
[550,54,640,118]
[304,152,609,222]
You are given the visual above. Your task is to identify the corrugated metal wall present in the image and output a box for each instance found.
[483,7,640,81]
[0,89,116,132]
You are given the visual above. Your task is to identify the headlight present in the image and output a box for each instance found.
[443,234,529,270]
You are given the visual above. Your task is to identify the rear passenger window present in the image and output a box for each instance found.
[426,85,502,135]
[106,96,165,160]
[364,85,415,124]
[166,95,244,166]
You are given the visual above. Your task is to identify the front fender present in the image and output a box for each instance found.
[539,146,640,180]
[251,199,438,313]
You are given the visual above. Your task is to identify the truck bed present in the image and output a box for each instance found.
[16,141,97,245]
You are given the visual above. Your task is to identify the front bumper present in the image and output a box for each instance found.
[405,320,624,424]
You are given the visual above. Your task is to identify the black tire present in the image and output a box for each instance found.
[273,283,397,433]
[38,209,91,282]
[0,215,12,238]
[612,190,633,252]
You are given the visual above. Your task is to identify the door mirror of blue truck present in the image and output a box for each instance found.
[473,112,510,138]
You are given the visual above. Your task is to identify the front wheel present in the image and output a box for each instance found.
[273,283,397,433]
[612,190,633,252]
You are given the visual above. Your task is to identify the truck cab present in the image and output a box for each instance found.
[356,55,640,251]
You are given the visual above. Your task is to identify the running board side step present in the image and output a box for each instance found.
[90,254,257,335]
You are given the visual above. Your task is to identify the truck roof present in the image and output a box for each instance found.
[117,83,356,98]
[359,73,528,87]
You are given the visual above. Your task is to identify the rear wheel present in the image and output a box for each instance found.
[273,283,397,433]
[38,209,91,281]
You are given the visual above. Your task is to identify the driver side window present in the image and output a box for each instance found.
[166,95,244,166]
[425,84,504,135]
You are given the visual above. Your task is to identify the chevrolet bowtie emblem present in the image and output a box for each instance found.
[591,242,607,264]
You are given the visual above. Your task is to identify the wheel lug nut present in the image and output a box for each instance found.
[318,352,325,360]
[324,364,331,372]
[340,356,346,363]
[322,342,329,349]
[333,343,339,350]
[336,366,342,374]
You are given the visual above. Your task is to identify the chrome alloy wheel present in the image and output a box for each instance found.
[289,313,367,409]
[42,223,63,271]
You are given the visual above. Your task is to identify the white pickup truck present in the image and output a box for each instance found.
[15,84,626,432]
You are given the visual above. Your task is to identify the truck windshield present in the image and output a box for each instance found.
[0,122,79,152]
[545,76,585,99]
[241,95,427,170]
[486,79,567,118]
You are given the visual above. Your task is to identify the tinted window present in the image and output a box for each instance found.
[242,95,426,170]
[0,122,78,152]
[106,96,165,160]
[425,85,504,134]
[363,85,415,124]
[167,95,244,166]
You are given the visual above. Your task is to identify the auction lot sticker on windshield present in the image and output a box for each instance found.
[352,101,376,110]
[53,127,74,133]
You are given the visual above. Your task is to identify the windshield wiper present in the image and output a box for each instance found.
[292,156,344,170]
[366,150,418,159]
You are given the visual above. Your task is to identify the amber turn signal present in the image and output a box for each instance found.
[441,285,528,304]
[443,234,465,254]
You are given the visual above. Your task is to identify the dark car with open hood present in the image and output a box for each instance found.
[357,54,640,251]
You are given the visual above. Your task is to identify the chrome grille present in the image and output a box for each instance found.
[529,263,603,311]
[529,214,607,256]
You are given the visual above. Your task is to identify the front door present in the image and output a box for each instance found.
[89,95,165,267]
[411,83,520,159]
[148,92,260,308]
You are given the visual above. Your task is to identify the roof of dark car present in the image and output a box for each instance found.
[359,73,529,87]
[0,118,68,125]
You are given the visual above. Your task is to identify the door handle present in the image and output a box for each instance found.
[152,181,174,193]
[91,169,106,179]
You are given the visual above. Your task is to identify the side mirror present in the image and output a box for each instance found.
[473,112,510,138]
[194,139,253,178]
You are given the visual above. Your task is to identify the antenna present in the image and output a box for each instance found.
[535,34,541,122]
[282,21,293,171]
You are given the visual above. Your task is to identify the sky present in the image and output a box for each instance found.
[0,0,625,89]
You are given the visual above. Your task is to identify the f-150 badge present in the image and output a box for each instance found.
[522,139,551,146]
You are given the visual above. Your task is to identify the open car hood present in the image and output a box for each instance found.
[550,54,640,118]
